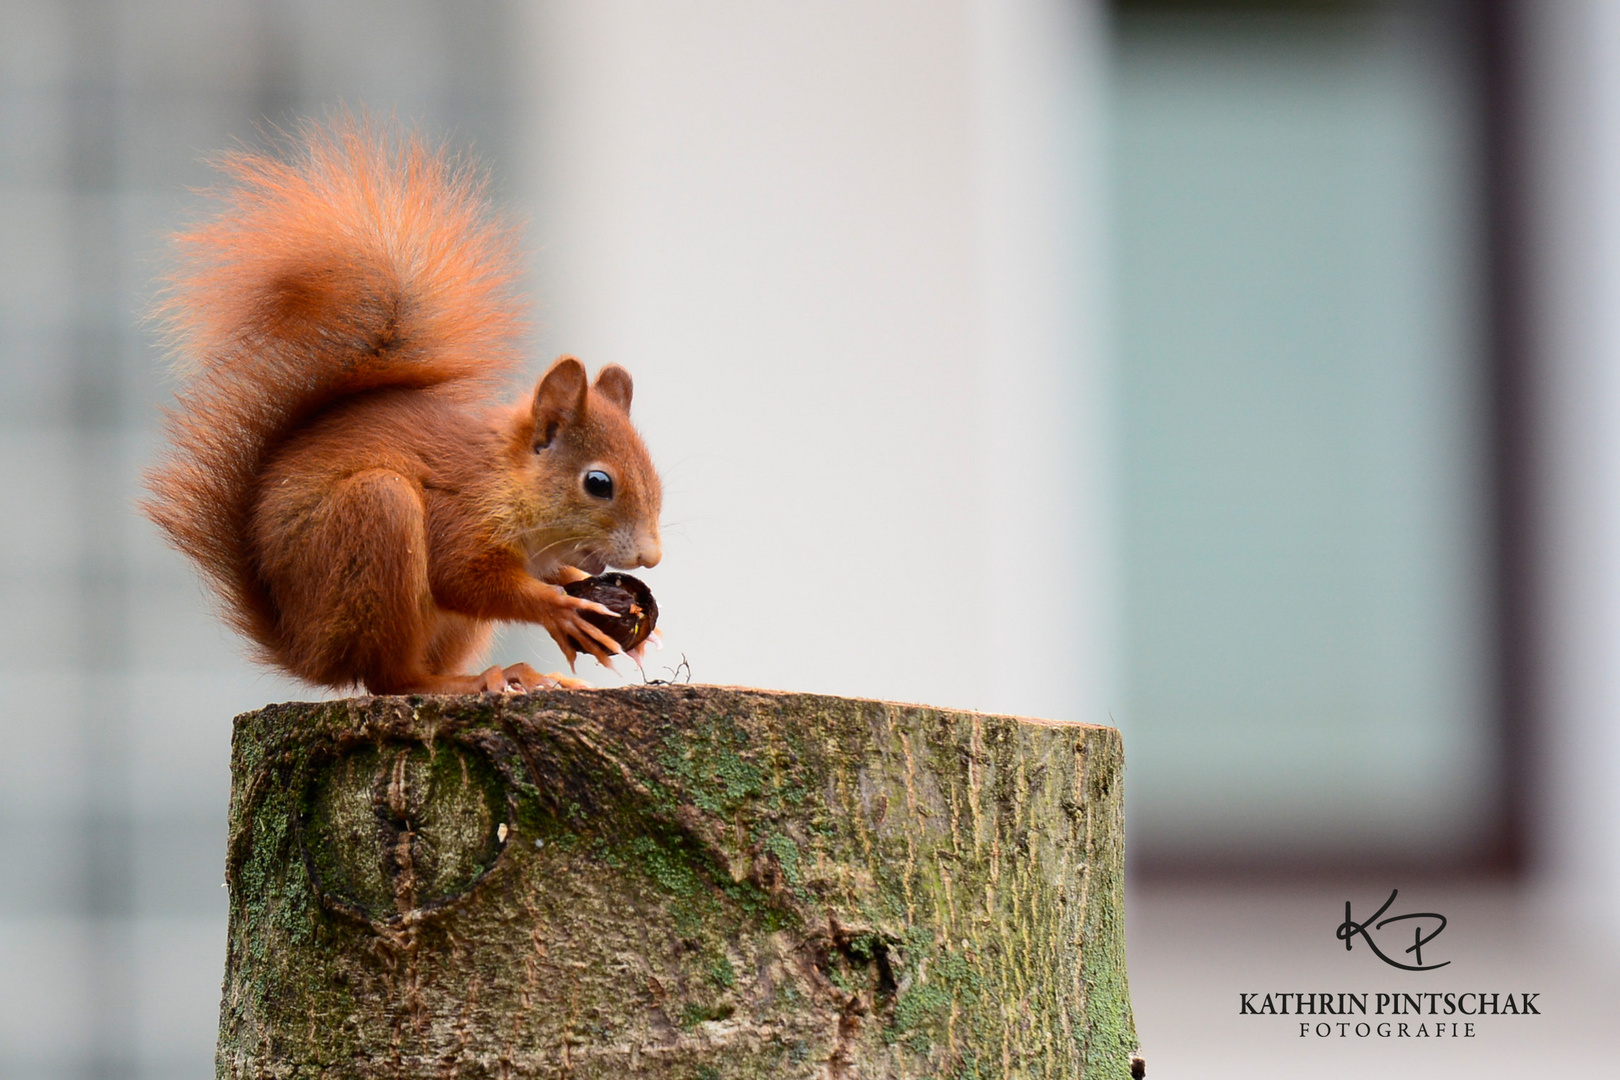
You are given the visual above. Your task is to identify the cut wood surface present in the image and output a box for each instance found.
[218,686,1138,1078]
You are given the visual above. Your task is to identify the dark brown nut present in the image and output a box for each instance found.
[562,573,658,654]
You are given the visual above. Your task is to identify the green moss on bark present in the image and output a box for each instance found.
[218,687,1137,1078]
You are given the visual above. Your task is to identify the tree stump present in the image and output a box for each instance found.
[218,686,1138,1078]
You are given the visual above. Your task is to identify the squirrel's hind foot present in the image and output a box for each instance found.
[494,662,590,692]
[363,663,584,695]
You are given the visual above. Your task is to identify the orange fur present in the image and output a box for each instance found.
[142,118,662,694]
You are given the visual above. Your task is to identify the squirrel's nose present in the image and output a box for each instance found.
[636,531,661,568]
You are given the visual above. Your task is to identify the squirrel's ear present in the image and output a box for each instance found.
[594,365,634,414]
[532,356,589,449]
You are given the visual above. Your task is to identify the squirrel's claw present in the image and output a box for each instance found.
[540,613,619,672]
[575,635,620,670]
[558,592,619,620]
[572,611,626,663]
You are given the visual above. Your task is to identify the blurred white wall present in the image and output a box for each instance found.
[1522,0,1620,945]
[510,0,1116,725]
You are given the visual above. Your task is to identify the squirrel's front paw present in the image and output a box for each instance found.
[541,600,623,670]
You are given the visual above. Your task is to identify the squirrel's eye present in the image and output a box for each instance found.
[583,470,614,499]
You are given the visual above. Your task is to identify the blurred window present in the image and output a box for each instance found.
[1112,0,1499,867]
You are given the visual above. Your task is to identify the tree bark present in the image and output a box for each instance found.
[218,686,1137,1078]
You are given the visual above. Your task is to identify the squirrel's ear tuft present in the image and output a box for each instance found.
[594,365,633,414]
[532,356,589,449]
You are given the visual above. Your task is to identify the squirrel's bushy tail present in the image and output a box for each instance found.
[142,117,527,657]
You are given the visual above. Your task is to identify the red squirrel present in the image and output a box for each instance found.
[142,120,662,695]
